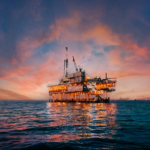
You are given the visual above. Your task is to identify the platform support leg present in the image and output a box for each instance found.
[105,91,107,99]
[53,94,54,102]
[75,93,76,101]
[67,93,69,101]
[59,93,61,101]
[87,93,89,101]
[79,94,80,101]
[54,94,56,101]
[68,93,70,101]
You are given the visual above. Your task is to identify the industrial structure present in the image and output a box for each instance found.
[48,47,116,103]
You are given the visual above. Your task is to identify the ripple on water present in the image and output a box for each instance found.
[0,100,150,149]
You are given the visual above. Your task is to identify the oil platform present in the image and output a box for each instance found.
[48,47,116,103]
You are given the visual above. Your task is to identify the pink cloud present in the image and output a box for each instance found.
[11,58,17,64]
[1,12,150,100]
[14,13,150,87]
[53,13,120,46]
[0,88,32,100]
[1,52,62,94]
[16,25,59,62]
[0,65,33,80]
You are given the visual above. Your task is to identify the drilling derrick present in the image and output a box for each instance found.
[48,47,117,103]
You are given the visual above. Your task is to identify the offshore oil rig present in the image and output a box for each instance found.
[48,47,116,103]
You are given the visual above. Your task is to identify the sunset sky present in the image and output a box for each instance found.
[0,0,150,100]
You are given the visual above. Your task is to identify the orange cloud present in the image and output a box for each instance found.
[0,65,33,80]
[52,13,150,79]
[1,12,150,100]
[53,12,120,46]
[3,53,63,94]
[0,88,32,100]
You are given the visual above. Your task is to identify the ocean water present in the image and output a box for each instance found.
[0,100,150,150]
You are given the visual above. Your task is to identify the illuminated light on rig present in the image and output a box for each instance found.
[49,85,67,92]
[95,82,116,90]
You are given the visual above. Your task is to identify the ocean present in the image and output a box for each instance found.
[0,100,150,150]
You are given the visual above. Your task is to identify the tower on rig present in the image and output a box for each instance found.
[48,47,116,103]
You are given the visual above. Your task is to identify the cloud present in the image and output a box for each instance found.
[1,12,150,88]
[0,88,32,100]
[0,65,33,80]
[0,4,150,100]
[1,52,63,95]
[16,26,59,62]
[56,17,150,79]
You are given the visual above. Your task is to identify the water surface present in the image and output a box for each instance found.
[0,100,150,149]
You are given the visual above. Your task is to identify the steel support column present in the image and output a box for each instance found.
[91,95,92,101]
[105,91,107,99]
[75,93,76,101]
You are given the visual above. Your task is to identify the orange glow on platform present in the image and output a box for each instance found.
[96,83,116,90]
[49,85,67,92]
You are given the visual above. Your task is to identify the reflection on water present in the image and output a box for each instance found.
[1,100,150,149]
[46,102,117,142]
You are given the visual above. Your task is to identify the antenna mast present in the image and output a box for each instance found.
[105,73,107,79]
[64,60,66,77]
[65,47,68,77]
[72,56,78,72]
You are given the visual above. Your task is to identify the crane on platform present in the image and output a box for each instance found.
[72,56,78,72]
